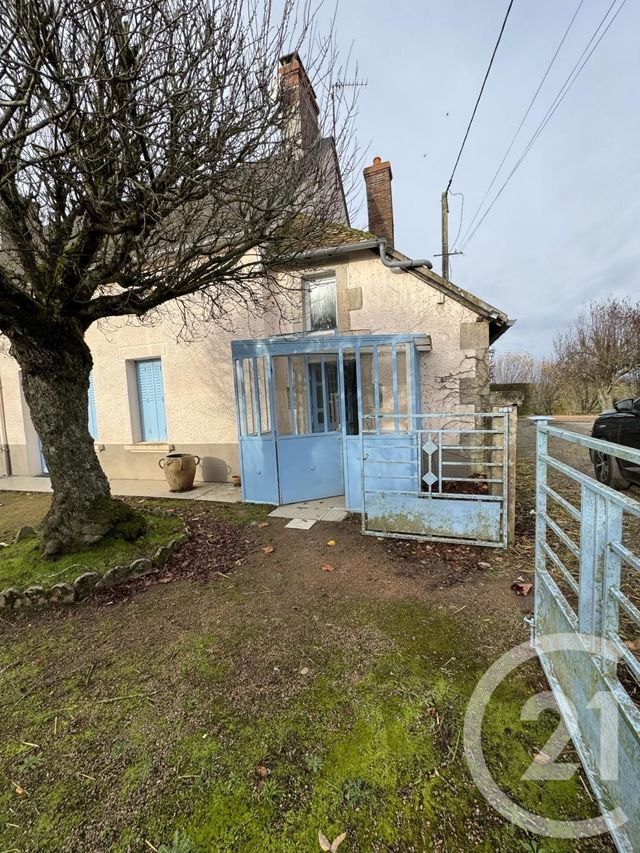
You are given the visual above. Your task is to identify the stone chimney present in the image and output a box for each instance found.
[279,51,320,151]
[363,157,394,249]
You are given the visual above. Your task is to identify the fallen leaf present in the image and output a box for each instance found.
[255,765,270,779]
[258,522,269,528]
[300,667,310,675]
[533,751,551,765]
[511,582,533,596]
[321,564,335,572]
[326,539,336,546]
[158,576,173,584]
[318,832,332,852]
[262,545,274,554]
[11,781,25,796]
[331,833,347,852]
[624,639,640,656]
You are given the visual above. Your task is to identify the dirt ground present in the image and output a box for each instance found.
[0,422,627,852]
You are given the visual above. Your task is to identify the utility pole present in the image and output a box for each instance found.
[441,191,449,280]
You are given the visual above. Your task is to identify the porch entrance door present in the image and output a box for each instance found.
[274,354,343,504]
[234,355,279,504]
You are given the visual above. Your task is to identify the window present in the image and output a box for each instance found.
[135,358,167,441]
[303,276,336,332]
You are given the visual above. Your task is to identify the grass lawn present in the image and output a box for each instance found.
[0,491,51,542]
[0,485,614,852]
[0,492,184,590]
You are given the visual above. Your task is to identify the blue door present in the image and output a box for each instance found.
[275,354,343,504]
[136,359,167,441]
[234,356,279,504]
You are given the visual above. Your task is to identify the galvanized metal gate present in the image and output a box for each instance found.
[534,420,640,851]
[361,410,511,547]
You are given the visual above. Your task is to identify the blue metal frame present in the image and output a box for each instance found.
[231,333,427,508]
[360,410,510,547]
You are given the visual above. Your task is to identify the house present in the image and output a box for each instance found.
[0,53,512,511]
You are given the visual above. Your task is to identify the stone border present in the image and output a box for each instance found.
[0,508,189,612]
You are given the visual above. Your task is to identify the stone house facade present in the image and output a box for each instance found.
[0,54,512,499]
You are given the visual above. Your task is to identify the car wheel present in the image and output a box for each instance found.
[593,451,631,490]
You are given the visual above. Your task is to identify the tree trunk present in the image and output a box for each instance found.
[9,323,144,555]
[597,387,612,412]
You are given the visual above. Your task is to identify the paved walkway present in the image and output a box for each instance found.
[0,475,242,503]
[269,495,348,522]
[0,476,351,521]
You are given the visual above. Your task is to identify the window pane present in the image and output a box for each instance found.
[396,346,409,431]
[243,359,256,436]
[274,356,292,436]
[257,357,271,434]
[307,278,336,331]
[359,349,375,433]
[308,358,339,433]
[342,352,359,435]
[291,356,310,433]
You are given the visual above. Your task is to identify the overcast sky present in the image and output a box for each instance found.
[326,0,639,356]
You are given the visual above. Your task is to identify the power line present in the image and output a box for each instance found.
[445,0,516,194]
[460,0,629,250]
[456,0,585,249]
[450,191,465,248]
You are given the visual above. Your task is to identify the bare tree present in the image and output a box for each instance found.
[490,350,536,385]
[554,297,640,412]
[0,0,358,553]
[530,358,561,414]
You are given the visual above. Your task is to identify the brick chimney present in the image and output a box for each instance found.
[279,51,320,151]
[363,157,394,249]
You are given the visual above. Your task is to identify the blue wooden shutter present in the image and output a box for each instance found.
[136,359,167,441]
[88,372,99,439]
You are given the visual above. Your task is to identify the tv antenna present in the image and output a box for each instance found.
[330,79,367,136]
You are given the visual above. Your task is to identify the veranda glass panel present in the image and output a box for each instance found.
[342,352,359,435]
[396,345,409,431]
[376,345,394,429]
[273,356,292,436]
[257,357,271,434]
[308,357,339,433]
[242,359,256,436]
[359,349,375,433]
[291,356,310,434]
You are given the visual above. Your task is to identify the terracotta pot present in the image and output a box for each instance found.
[159,453,200,492]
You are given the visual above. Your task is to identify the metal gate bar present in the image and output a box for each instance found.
[534,419,640,852]
[361,410,510,547]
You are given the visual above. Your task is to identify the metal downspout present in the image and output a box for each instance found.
[0,375,11,477]
[376,238,433,270]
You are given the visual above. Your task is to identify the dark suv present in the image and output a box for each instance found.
[591,398,640,490]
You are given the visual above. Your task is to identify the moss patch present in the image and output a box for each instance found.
[0,597,612,852]
[89,496,148,541]
[0,512,183,590]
